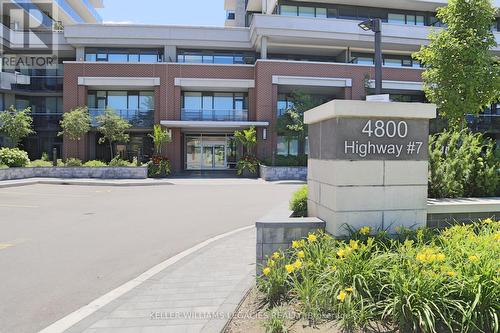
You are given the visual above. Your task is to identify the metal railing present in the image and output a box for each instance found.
[181,109,248,121]
[12,76,63,92]
[89,108,154,128]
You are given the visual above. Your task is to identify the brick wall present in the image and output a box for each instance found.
[63,61,423,172]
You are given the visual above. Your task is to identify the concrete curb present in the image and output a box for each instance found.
[0,178,174,188]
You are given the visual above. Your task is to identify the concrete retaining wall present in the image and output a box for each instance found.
[255,203,325,274]
[259,165,307,181]
[427,198,500,228]
[0,167,148,180]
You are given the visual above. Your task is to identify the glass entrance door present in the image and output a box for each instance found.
[201,144,226,169]
[185,135,229,170]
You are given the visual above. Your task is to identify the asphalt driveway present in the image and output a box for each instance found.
[0,180,300,333]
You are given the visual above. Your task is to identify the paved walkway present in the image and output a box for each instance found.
[59,227,256,333]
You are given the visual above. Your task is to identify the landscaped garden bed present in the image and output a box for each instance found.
[228,220,500,333]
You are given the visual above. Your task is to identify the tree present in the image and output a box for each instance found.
[234,126,257,156]
[276,91,321,155]
[0,106,35,147]
[96,108,131,158]
[148,124,172,155]
[414,0,500,128]
[59,106,91,156]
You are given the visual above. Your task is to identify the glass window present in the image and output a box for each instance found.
[416,15,425,26]
[128,53,140,62]
[46,97,58,113]
[327,8,338,18]
[15,98,30,111]
[338,6,356,19]
[213,93,233,110]
[213,55,233,64]
[412,60,422,68]
[234,93,247,110]
[139,92,154,110]
[406,15,416,25]
[139,53,159,63]
[96,51,107,61]
[402,59,412,67]
[277,136,298,156]
[280,5,297,16]
[298,6,314,17]
[384,58,401,67]
[356,57,374,65]
[184,55,203,63]
[183,92,202,110]
[316,8,327,18]
[87,93,96,108]
[202,55,214,63]
[107,91,128,110]
[85,53,96,62]
[108,51,128,62]
[202,94,213,110]
[128,94,139,110]
[388,13,406,25]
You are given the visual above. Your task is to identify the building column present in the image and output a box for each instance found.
[164,45,177,63]
[261,36,268,60]
[76,47,85,62]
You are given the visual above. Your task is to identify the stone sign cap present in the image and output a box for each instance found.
[304,100,437,125]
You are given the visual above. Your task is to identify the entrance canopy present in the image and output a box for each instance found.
[160,120,269,129]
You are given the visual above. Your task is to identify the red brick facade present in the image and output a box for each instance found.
[63,61,423,173]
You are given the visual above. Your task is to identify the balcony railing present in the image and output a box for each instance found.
[89,109,154,128]
[467,114,500,133]
[32,114,63,131]
[12,76,63,92]
[181,109,248,121]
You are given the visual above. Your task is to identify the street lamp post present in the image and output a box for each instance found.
[358,18,382,95]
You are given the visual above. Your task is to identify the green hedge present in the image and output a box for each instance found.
[429,130,500,198]
[0,148,30,167]
[290,185,308,217]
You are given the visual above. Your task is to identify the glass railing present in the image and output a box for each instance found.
[467,114,500,133]
[181,109,248,121]
[89,108,154,128]
[32,114,63,130]
[12,76,63,92]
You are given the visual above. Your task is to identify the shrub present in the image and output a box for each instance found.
[147,156,171,178]
[83,160,107,167]
[0,164,8,169]
[262,306,289,333]
[236,156,259,176]
[65,158,82,167]
[108,155,135,167]
[41,152,50,161]
[29,159,53,167]
[0,148,30,167]
[262,155,308,167]
[429,129,500,198]
[257,221,500,333]
[290,185,307,217]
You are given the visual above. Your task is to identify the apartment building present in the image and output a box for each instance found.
[0,0,103,157]
[1,0,499,173]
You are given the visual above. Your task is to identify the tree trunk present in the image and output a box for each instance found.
[109,141,113,159]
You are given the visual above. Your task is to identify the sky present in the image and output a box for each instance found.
[97,0,226,26]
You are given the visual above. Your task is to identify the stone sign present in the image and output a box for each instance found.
[304,100,436,237]
[309,118,429,161]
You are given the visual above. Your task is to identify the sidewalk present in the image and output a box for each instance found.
[56,227,256,333]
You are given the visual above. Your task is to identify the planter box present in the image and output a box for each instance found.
[255,202,325,275]
[427,197,500,228]
[259,164,307,181]
[0,167,147,181]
